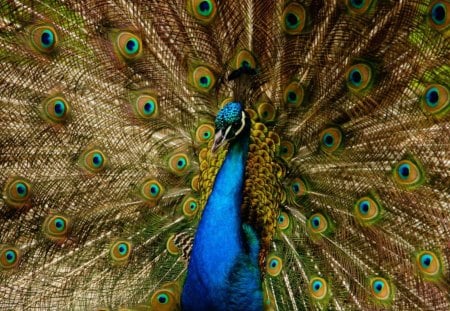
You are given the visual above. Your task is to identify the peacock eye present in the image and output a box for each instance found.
[151,287,178,310]
[266,254,283,277]
[320,127,343,154]
[354,195,382,225]
[80,148,107,173]
[192,66,216,92]
[189,0,217,23]
[415,250,442,279]
[0,246,21,269]
[346,63,373,92]
[369,277,393,301]
[392,159,424,189]
[345,0,374,14]
[115,31,142,60]
[309,277,328,300]
[4,177,32,208]
[110,240,132,263]
[42,96,70,123]
[168,152,191,175]
[421,84,449,116]
[282,3,306,35]
[139,178,164,206]
[31,25,58,53]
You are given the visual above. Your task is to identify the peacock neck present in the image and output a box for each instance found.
[181,125,252,310]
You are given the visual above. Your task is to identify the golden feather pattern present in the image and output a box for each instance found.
[0,0,449,310]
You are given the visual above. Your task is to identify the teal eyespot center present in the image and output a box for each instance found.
[54,100,66,117]
[270,259,279,268]
[425,87,439,107]
[125,38,139,55]
[373,280,384,293]
[92,152,104,168]
[350,0,365,9]
[359,200,370,214]
[285,13,300,29]
[291,182,300,193]
[144,100,155,115]
[150,184,160,197]
[288,91,297,102]
[431,3,446,25]
[420,253,433,268]
[189,202,197,211]
[15,182,28,197]
[349,69,362,86]
[157,293,169,304]
[323,133,334,147]
[177,158,187,169]
[398,163,410,179]
[311,216,320,228]
[199,75,211,88]
[202,131,211,139]
[41,29,55,48]
[198,1,213,16]
[118,243,128,255]
[278,215,285,223]
[54,218,65,231]
[312,280,323,291]
[5,250,16,263]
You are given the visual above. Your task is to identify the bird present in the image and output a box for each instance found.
[0,0,449,310]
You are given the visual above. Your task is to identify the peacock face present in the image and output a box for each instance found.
[212,102,246,151]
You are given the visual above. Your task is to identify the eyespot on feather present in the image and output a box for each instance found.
[277,212,290,230]
[150,287,179,310]
[266,255,283,277]
[195,123,215,144]
[115,31,142,60]
[320,127,343,154]
[392,159,424,189]
[307,213,329,234]
[346,63,373,92]
[284,82,304,107]
[345,0,376,15]
[309,277,328,300]
[42,96,70,124]
[182,196,199,218]
[428,1,450,36]
[234,49,256,70]
[289,178,307,197]
[255,102,276,123]
[415,250,443,280]
[279,140,295,161]
[43,214,71,242]
[79,148,107,173]
[3,176,32,209]
[138,178,164,206]
[369,277,393,302]
[282,3,306,35]
[188,0,217,24]
[110,240,132,263]
[354,194,382,225]
[0,245,21,270]
[168,152,191,176]
[31,25,58,53]
[132,93,159,119]
[192,66,216,92]
[421,84,449,117]
[166,235,180,256]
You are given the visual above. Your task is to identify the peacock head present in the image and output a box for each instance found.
[212,102,247,152]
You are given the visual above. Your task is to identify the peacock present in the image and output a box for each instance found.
[0,0,449,310]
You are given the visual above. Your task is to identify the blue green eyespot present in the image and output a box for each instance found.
[80,148,107,173]
[43,214,71,242]
[115,31,142,60]
[428,1,450,34]
[284,82,304,107]
[415,250,443,280]
[110,240,132,263]
[182,196,199,217]
[320,127,343,154]
[277,212,290,230]
[369,277,394,302]
[195,123,214,144]
[139,178,164,206]
[31,25,58,53]
[354,194,382,225]
[282,3,306,35]
[3,177,32,208]
[168,152,191,175]
[279,140,295,160]
[42,96,70,123]
[346,63,373,92]
[309,277,329,300]
[0,245,21,270]
[188,0,217,23]
[421,84,449,117]
[192,66,216,92]
[150,285,180,311]
[266,254,283,277]
[345,0,376,14]
[392,159,424,189]
[256,102,276,123]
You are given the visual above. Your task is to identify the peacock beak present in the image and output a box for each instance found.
[212,127,231,153]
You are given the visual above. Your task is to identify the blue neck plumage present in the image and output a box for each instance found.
[181,120,263,311]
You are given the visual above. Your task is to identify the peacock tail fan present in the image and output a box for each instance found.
[0,0,449,310]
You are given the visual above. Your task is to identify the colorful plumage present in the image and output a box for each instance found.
[0,0,449,310]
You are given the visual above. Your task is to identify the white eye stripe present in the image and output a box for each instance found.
[235,111,246,136]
